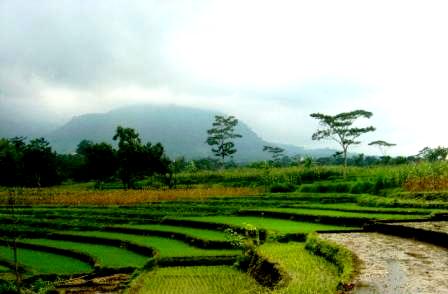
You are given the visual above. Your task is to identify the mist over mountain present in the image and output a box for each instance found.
[42,104,334,161]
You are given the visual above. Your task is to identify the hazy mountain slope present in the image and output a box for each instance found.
[46,104,334,161]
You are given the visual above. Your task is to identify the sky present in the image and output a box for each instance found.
[1,0,448,156]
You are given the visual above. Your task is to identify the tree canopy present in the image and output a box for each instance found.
[310,109,376,176]
[206,115,242,164]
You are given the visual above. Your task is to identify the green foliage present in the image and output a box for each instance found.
[0,280,18,294]
[418,146,448,161]
[76,141,117,188]
[310,110,376,176]
[0,137,60,187]
[305,233,354,286]
[269,182,296,193]
[113,126,170,188]
[206,115,242,163]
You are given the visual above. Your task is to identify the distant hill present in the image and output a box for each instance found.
[42,104,335,161]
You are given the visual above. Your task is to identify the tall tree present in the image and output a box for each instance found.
[22,138,59,187]
[310,110,375,177]
[113,127,144,189]
[113,126,169,188]
[206,115,242,165]
[0,138,25,186]
[418,146,448,161]
[368,140,396,156]
[77,141,117,189]
[263,145,285,166]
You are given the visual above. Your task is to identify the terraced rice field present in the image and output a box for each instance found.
[0,246,93,274]
[127,266,265,294]
[176,216,358,235]
[21,239,149,268]
[0,192,446,293]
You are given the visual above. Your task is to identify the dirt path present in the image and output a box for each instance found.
[320,232,448,294]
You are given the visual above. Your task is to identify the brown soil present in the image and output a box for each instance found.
[53,273,130,294]
[321,232,448,294]
[393,221,448,234]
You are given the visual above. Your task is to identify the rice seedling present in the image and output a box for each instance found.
[258,242,340,294]
[114,224,229,241]
[126,266,264,294]
[0,245,93,274]
[21,239,149,268]
[61,231,240,258]
[176,216,357,235]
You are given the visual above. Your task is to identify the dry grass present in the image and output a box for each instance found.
[0,187,261,206]
[404,176,448,191]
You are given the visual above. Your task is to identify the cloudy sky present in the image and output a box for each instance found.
[1,0,448,155]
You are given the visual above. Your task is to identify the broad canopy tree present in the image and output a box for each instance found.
[76,140,117,189]
[113,126,169,188]
[263,145,285,166]
[206,115,242,165]
[310,110,375,177]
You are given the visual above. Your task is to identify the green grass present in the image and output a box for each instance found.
[127,266,264,294]
[0,245,92,274]
[252,207,426,220]
[288,203,439,214]
[114,224,229,241]
[258,242,340,294]
[61,231,240,258]
[0,265,11,272]
[21,239,149,268]
[176,216,357,235]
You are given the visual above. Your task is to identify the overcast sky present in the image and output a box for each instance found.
[1,0,448,155]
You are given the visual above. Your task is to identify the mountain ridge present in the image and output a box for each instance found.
[6,104,337,161]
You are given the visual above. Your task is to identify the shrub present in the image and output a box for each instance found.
[269,183,296,193]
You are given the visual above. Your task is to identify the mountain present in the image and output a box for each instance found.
[45,104,335,161]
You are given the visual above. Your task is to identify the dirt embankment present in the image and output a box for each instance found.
[393,221,448,235]
[321,232,448,294]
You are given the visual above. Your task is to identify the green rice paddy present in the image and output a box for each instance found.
[176,216,357,235]
[61,231,240,257]
[21,239,149,268]
[0,245,93,274]
[127,266,264,294]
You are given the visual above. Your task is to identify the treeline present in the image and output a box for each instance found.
[0,126,170,188]
[0,125,446,188]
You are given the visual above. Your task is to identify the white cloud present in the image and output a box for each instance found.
[1,0,448,155]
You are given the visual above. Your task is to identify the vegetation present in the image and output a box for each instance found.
[127,266,264,294]
[305,234,354,286]
[2,123,448,293]
[22,239,149,268]
[176,216,358,236]
[258,242,341,293]
[0,246,93,274]
[206,115,242,165]
[310,110,375,177]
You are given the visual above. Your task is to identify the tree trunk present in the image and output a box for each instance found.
[343,148,348,179]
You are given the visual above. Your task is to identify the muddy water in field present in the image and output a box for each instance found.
[321,232,448,294]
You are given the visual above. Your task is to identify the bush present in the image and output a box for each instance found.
[269,183,296,193]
